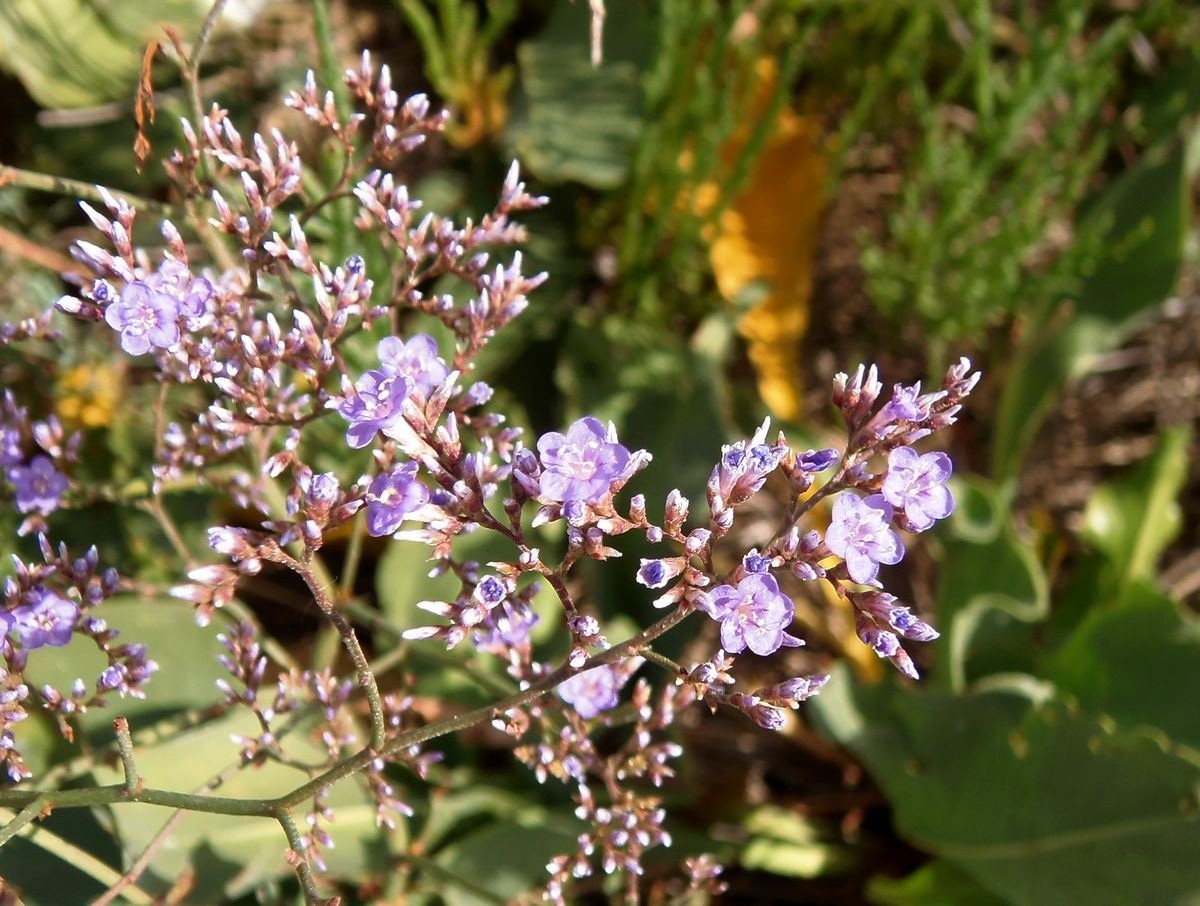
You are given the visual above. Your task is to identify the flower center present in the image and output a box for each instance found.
[563,444,598,479]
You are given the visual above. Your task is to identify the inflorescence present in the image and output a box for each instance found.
[0,49,978,904]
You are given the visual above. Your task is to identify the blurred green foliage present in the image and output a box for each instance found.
[0,0,205,108]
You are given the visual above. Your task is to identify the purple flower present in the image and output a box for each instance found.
[854,591,939,642]
[378,334,450,400]
[99,663,127,690]
[881,446,954,531]
[700,573,802,656]
[10,455,68,516]
[9,588,78,649]
[364,462,429,536]
[881,383,928,422]
[741,549,771,574]
[537,417,631,505]
[147,260,213,318]
[708,420,787,510]
[798,448,839,473]
[179,276,214,320]
[337,370,410,448]
[473,600,539,653]
[474,575,508,607]
[637,558,683,589]
[757,674,830,707]
[0,425,21,467]
[557,664,625,719]
[104,281,180,355]
[825,493,905,584]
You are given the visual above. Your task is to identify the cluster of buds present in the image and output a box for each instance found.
[0,537,151,777]
[0,390,81,537]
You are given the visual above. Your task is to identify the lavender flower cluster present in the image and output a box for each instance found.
[0,49,977,903]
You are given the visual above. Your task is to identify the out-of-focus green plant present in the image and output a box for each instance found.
[396,0,518,147]
[858,2,1128,353]
[847,2,1192,362]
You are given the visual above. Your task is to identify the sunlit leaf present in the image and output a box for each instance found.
[1045,580,1200,752]
[867,859,1008,906]
[1080,426,1190,591]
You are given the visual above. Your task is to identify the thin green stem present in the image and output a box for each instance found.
[0,165,170,216]
[114,717,141,795]
[92,751,248,906]
[259,543,388,753]
[0,606,695,825]
[640,646,684,677]
[276,807,332,905]
[311,0,351,121]
[0,797,45,848]
[184,0,232,184]
[338,509,369,601]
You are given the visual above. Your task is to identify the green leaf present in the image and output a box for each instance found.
[0,806,126,905]
[505,0,646,189]
[433,818,579,906]
[416,782,531,854]
[0,0,205,109]
[20,595,226,741]
[867,860,1008,906]
[375,526,547,636]
[90,708,398,901]
[992,142,1190,478]
[375,538,460,630]
[1080,426,1190,591]
[740,806,853,878]
[933,479,1049,690]
[812,667,1200,906]
[991,313,1117,481]
[1045,580,1200,752]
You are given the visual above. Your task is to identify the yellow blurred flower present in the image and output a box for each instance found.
[709,59,826,422]
[56,362,120,428]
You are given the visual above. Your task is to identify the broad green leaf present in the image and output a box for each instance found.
[992,142,1190,478]
[416,782,532,854]
[1045,580,1200,752]
[0,804,126,905]
[89,707,398,901]
[375,525,557,641]
[434,818,579,906]
[812,667,1200,906]
[1080,426,1190,591]
[376,538,460,630]
[991,313,1114,481]
[20,595,226,742]
[1130,53,1200,155]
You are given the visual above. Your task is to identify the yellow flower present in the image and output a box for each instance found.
[709,59,826,422]
[55,362,120,428]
